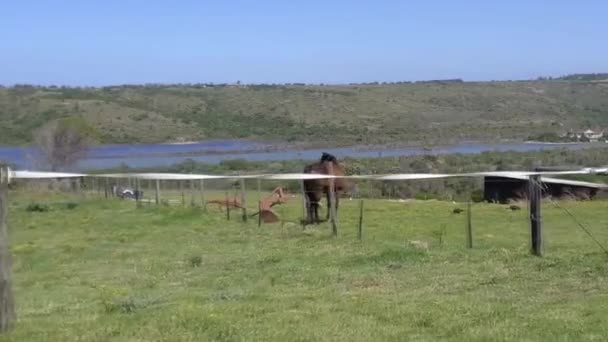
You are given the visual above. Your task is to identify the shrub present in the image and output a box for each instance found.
[65,202,78,210]
[471,189,484,203]
[189,255,202,268]
[26,203,49,212]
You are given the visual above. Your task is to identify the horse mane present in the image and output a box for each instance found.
[320,152,337,163]
[303,152,343,175]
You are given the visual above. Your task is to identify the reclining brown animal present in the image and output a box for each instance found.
[251,187,295,223]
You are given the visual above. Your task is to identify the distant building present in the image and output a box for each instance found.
[564,129,604,142]
[583,129,604,142]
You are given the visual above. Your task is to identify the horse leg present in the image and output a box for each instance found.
[335,195,340,217]
[308,201,317,225]
[304,194,311,224]
[312,201,321,224]
[334,193,340,220]
[326,191,331,221]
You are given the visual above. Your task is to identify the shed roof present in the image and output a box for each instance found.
[486,175,608,189]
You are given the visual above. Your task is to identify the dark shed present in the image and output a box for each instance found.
[484,176,607,203]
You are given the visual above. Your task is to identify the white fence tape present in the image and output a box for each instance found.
[97,173,229,180]
[14,171,87,179]
[375,173,454,180]
[264,173,337,180]
[8,167,608,182]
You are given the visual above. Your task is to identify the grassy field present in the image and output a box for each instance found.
[3,190,608,341]
[2,80,608,145]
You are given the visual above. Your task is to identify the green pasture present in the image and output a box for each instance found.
[2,190,608,341]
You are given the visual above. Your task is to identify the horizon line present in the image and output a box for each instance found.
[2,72,608,89]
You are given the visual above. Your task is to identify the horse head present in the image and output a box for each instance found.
[320,152,337,163]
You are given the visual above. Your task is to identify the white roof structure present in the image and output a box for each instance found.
[6,167,608,188]
[486,173,608,189]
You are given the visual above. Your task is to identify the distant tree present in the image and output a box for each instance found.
[34,118,95,171]
[557,73,608,81]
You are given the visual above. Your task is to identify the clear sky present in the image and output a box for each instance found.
[1,0,606,86]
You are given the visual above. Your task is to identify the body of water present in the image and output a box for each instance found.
[0,140,599,171]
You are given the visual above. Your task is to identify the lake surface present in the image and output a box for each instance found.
[0,140,598,171]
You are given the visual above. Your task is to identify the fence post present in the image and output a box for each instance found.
[180,181,185,206]
[104,178,109,199]
[74,177,81,194]
[155,179,160,205]
[466,200,473,248]
[529,175,543,256]
[0,165,16,332]
[358,199,364,240]
[135,178,141,208]
[146,179,151,206]
[257,179,262,228]
[240,178,247,223]
[225,191,231,221]
[190,180,196,207]
[300,180,307,229]
[92,177,97,196]
[326,165,338,237]
[200,179,206,211]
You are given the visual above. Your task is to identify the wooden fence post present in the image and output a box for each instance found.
[190,180,196,207]
[466,200,473,249]
[358,199,364,240]
[200,179,206,211]
[92,177,97,196]
[225,191,231,221]
[240,178,247,223]
[326,165,338,237]
[74,177,81,194]
[0,165,16,332]
[155,179,160,205]
[529,175,543,256]
[180,181,185,206]
[146,179,151,206]
[135,178,141,208]
[300,180,307,229]
[257,179,262,228]
[104,178,109,199]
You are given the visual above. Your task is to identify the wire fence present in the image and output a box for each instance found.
[3,166,608,257]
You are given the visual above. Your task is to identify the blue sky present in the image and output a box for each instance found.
[1,1,606,85]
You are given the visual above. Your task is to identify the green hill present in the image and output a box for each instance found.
[2,79,608,146]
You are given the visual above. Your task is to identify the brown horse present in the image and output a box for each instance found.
[302,153,353,224]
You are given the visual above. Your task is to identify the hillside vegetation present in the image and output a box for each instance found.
[2,79,608,145]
